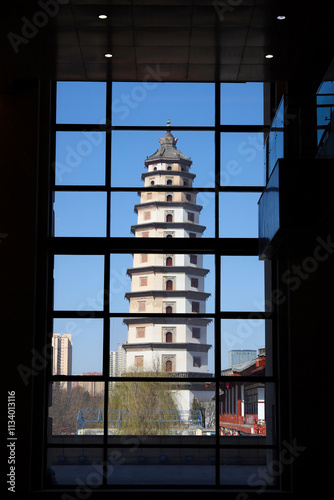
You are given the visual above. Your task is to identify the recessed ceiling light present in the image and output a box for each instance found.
[98,14,108,19]
[265,54,274,59]
[277,15,286,20]
[104,53,113,58]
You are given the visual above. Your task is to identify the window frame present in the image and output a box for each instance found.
[33,80,283,494]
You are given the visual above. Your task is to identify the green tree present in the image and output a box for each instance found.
[108,369,179,435]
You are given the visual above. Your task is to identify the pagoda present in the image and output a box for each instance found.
[123,122,212,411]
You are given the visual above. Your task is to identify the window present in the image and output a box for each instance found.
[166,280,173,290]
[192,301,200,313]
[135,356,144,367]
[193,356,201,368]
[166,332,173,342]
[167,179,173,185]
[136,327,145,338]
[39,81,277,494]
[138,301,146,312]
[191,277,198,288]
[192,327,200,339]
[190,254,197,264]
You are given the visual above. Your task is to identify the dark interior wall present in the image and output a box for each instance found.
[1,79,40,494]
[275,226,333,495]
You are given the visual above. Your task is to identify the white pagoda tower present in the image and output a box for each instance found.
[123,122,212,410]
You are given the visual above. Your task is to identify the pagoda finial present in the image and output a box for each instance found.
[166,118,171,128]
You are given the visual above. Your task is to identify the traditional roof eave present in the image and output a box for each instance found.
[131,221,206,233]
[123,342,212,352]
[126,265,210,277]
[134,201,203,213]
[125,290,211,300]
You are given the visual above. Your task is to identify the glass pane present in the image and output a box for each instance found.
[108,381,215,436]
[219,192,259,237]
[110,192,138,237]
[219,382,275,439]
[56,82,106,124]
[112,82,214,126]
[53,319,103,376]
[221,82,263,125]
[221,256,265,312]
[107,447,215,485]
[220,448,277,486]
[48,381,105,439]
[221,132,265,186]
[53,255,104,311]
[111,130,214,187]
[55,131,106,185]
[111,317,214,377]
[53,192,107,237]
[221,319,266,371]
[47,448,104,486]
[110,253,215,314]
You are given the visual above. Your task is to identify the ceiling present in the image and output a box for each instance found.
[0,0,333,85]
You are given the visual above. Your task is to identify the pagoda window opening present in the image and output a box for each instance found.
[167,179,173,185]
[166,280,173,291]
[192,327,201,339]
[151,180,155,185]
[166,234,173,238]
[166,332,173,343]
[190,254,197,265]
[193,356,201,368]
[166,305,173,314]
[166,256,173,266]
[191,277,198,288]
[192,301,200,313]
[167,165,172,170]
[166,360,172,372]
[167,194,173,202]
[166,213,173,223]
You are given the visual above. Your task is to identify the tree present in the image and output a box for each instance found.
[191,396,215,428]
[108,368,179,435]
[49,383,103,435]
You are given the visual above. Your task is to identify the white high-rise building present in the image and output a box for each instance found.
[109,344,127,377]
[123,124,212,410]
[52,333,72,389]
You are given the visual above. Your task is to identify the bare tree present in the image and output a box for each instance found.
[49,383,103,435]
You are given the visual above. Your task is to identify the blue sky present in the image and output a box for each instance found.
[53,81,265,374]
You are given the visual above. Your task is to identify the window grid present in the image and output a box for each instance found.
[45,81,277,491]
